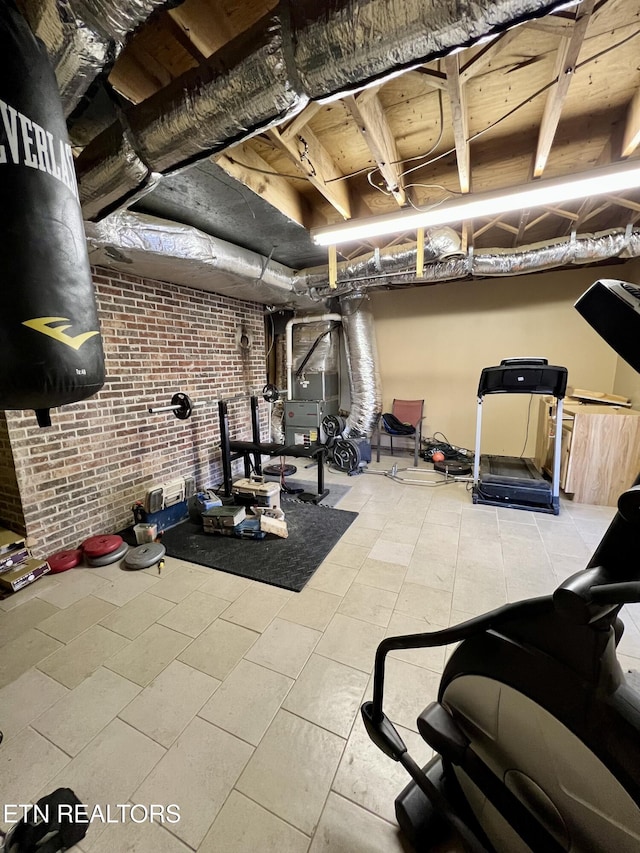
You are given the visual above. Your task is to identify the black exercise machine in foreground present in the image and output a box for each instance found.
[362,279,640,852]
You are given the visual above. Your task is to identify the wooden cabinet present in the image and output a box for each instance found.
[535,399,640,506]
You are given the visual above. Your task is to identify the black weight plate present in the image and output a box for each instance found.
[171,392,193,419]
[124,542,166,570]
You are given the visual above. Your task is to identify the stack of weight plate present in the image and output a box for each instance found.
[82,534,128,567]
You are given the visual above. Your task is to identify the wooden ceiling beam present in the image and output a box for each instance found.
[461,220,474,253]
[543,205,580,221]
[564,121,624,235]
[494,220,520,236]
[267,127,352,220]
[513,207,532,247]
[355,83,385,106]
[459,30,520,84]
[577,200,611,227]
[474,215,504,239]
[412,68,448,91]
[533,0,595,178]
[214,142,309,228]
[622,87,640,157]
[346,93,406,207]
[604,195,640,214]
[163,13,207,65]
[443,54,470,194]
[524,17,576,36]
[526,211,552,231]
[280,102,323,145]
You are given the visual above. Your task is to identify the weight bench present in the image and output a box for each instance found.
[219,397,329,503]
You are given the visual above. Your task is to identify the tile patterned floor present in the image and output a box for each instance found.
[0,455,625,852]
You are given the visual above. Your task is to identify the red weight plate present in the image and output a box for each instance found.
[47,548,83,573]
[81,534,123,558]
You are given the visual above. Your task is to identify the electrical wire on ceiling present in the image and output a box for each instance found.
[326,22,640,187]
[181,21,640,202]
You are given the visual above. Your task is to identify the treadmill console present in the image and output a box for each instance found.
[478,360,568,398]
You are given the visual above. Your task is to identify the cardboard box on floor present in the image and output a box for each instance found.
[0,526,50,592]
[0,527,29,574]
[0,558,50,592]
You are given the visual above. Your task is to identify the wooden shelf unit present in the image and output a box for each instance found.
[535,398,640,507]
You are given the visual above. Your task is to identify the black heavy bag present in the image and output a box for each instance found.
[0,2,105,427]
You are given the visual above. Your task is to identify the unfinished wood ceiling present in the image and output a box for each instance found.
[103,0,640,260]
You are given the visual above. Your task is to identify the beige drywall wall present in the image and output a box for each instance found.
[613,258,640,406]
[370,266,624,457]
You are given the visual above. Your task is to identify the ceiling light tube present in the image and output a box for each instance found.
[311,160,640,246]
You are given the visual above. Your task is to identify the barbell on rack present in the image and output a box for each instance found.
[148,385,286,419]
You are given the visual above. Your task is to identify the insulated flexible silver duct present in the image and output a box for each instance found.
[302,228,462,293]
[340,293,382,439]
[291,0,565,101]
[305,231,640,297]
[84,211,308,307]
[85,212,640,306]
[18,0,176,116]
[71,0,570,219]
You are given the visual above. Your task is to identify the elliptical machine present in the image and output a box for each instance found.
[361,279,640,852]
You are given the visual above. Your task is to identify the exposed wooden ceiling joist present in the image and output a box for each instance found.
[622,87,640,157]
[267,127,352,220]
[214,142,310,228]
[345,93,406,206]
[533,0,596,178]
[91,0,640,265]
[459,29,521,84]
[280,103,324,145]
[443,53,470,193]
[412,68,448,91]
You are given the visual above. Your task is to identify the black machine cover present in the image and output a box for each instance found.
[575,280,640,374]
[478,358,568,398]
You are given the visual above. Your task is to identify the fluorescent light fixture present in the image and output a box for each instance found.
[311,160,640,246]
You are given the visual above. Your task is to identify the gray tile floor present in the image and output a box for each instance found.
[0,455,630,852]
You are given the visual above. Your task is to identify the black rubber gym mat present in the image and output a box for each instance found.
[158,502,358,592]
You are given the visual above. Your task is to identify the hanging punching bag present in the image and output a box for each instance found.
[0,2,105,427]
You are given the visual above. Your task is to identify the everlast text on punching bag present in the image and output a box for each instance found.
[0,2,105,427]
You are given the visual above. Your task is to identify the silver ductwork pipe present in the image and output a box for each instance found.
[339,293,382,439]
[70,0,570,220]
[301,228,462,293]
[306,230,640,297]
[18,0,177,117]
[77,12,308,219]
[84,211,308,307]
[85,212,640,305]
[291,0,567,102]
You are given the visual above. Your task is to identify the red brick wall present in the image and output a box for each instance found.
[0,413,25,535]
[4,267,268,558]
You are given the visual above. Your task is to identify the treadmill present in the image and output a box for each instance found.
[472,357,568,515]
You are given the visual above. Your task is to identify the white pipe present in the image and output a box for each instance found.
[285,314,342,400]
